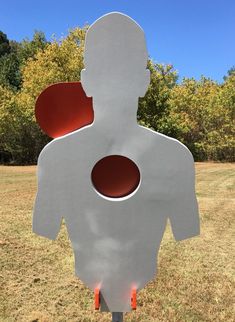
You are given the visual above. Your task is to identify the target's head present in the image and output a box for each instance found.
[81,12,150,99]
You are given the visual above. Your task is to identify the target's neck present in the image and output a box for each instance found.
[93,97,139,129]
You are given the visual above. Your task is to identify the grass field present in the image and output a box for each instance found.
[0,163,234,322]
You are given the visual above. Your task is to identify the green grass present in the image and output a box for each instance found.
[0,163,234,322]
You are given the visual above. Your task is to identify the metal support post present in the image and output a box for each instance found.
[112,312,123,322]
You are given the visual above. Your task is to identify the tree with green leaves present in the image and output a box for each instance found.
[223,66,235,81]
[0,31,48,90]
[0,31,11,57]
[0,28,86,164]
[138,60,178,133]
[167,76,234,161]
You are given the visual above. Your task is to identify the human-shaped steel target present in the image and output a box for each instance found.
[33,12,200,313]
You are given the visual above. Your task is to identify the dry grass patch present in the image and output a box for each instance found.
[0,163,234,321]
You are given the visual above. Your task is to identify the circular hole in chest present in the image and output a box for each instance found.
[91,155,140,198]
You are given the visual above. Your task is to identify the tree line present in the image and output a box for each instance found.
[0,29,234,164]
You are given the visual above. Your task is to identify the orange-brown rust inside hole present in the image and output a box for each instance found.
[91,155,140,198]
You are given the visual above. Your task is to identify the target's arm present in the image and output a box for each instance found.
[32,149,63,240]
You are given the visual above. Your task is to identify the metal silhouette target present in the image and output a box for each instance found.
[35,82,94,138]
[33,12,200,320]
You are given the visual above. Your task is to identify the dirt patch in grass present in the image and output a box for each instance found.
[0,163,234,321]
